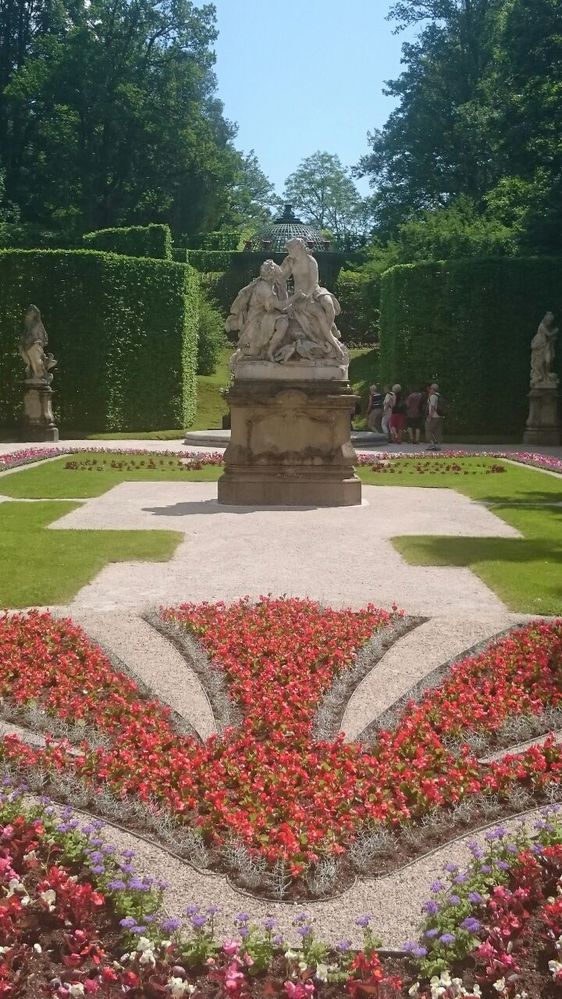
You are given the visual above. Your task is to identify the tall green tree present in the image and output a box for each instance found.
[0,0,246,237]
[282,151,370,247]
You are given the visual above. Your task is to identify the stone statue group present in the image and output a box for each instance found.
[226,237,348,370]
[530,311,559,388]
[18,304,57,383]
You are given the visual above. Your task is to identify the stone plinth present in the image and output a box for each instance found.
[523,386,561,446]
[217,380,361,507]
[20,381,59,442]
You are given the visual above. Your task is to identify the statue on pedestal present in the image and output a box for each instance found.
[17,304,59,442]
[530,311,559,388]
[19,305,57,383]
[226,239,348,377]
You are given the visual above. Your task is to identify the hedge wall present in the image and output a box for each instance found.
[0,250,198,432]
[380,258,562,435]
[334,269,380,345]
[82,224,173,260]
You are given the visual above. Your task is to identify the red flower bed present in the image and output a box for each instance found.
[0,605,561,889]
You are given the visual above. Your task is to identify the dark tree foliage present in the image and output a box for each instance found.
[0,1,269,239]
[357,0,562,255]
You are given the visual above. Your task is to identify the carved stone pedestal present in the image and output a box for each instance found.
[20,381,59,442]
[523,387,561,446]
[217,379,362,506]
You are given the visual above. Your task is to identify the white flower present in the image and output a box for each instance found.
[492,980,506,995]
[408,984,420,997]
[39,889,57,911]
[315,964,329,983]
[8,878,26,896]
[135,936,152,952]
[69,986,85,997]
[284,949,299,960]
[549,959,562,979]
[168,979,195,997]
[33,943,42,953]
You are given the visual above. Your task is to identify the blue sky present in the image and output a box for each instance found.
[199,1,413,198]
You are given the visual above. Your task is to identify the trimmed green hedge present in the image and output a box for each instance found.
[335,269,380,345]
[0,250,198,431]
[82,224,173,260]
[380,258,562,435]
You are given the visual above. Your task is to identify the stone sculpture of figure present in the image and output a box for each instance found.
[530,311,559,388]
[19,305,57,382]
[226,260,290,365]
[279,237,345,361]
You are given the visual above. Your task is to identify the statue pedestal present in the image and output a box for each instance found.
[523,386,561,446]
[217,379,362,507]
[20,381,59,442]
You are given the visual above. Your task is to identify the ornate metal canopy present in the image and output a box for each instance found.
[244,204,331,253]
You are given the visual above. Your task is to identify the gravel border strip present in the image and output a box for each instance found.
[356,623,523,745]
[143,611,241,732]
[312,615,425,742]
[71,629,200,742]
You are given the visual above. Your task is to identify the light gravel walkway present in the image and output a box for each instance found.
[17,786,551,948]
[68,612,216,741]
[340,615,520,741]
[47,482,519,616]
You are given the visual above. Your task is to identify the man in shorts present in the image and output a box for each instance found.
[425,382,443,450]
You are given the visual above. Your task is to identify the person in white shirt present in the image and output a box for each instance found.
[382,384,395,442]
[425,382,443,450]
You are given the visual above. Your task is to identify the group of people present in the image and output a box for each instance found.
[365,382,445,450]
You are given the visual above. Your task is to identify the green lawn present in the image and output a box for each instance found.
[361,456,562,614]
[1,452,561,613]
[0,453,222,499]
[0,501,180,607]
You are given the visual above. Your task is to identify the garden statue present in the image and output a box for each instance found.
[530,311,559,388]
[226,238,348,377]
[19,304,57,383]
[219,239,361,506]
[18,304,59,442]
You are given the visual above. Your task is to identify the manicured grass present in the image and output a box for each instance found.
[0,453,222,499]
[0,501,180,607]
[359,456,562,503]
[361,456,562,614]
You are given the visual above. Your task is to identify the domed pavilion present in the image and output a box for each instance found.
[244,205,331,253]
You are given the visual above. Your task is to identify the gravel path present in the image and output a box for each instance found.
[69,612,216,740]
[47,482,518,616]
[15,782,550,948]
[340,615,520,740]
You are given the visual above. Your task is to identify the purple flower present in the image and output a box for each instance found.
[121,849,136,858]
[130,925,147,934]
[430,880,445,894]
[191,914,208,929]
[439,933,455,944]
[207,905,221,916]
[90,864,105,875]
[497,861,509,870]
[119,863,135,874]
[273,934,284,947]
[263,918,277,931]
[108,880,126,890]
[468,891,484,904]
[128,877,148,891]
[336,940,352,953]
[454,873,468,884]
[161,917,182,933]
[185,904,199,917]
[461,917,481,933]
[468,841,483,859]
[120,917,137,928]
[297,926,311,938]
[239,927,249,939]
[424,928,439,939]
[355,914,371,928]
[235,912,250,923]
[422,901,439,915]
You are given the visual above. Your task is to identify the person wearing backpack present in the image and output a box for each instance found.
[425,382,445,450]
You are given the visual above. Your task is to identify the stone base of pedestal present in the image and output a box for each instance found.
[217,379,362,507]
[523,386,560,446]
[20,381,59,443]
